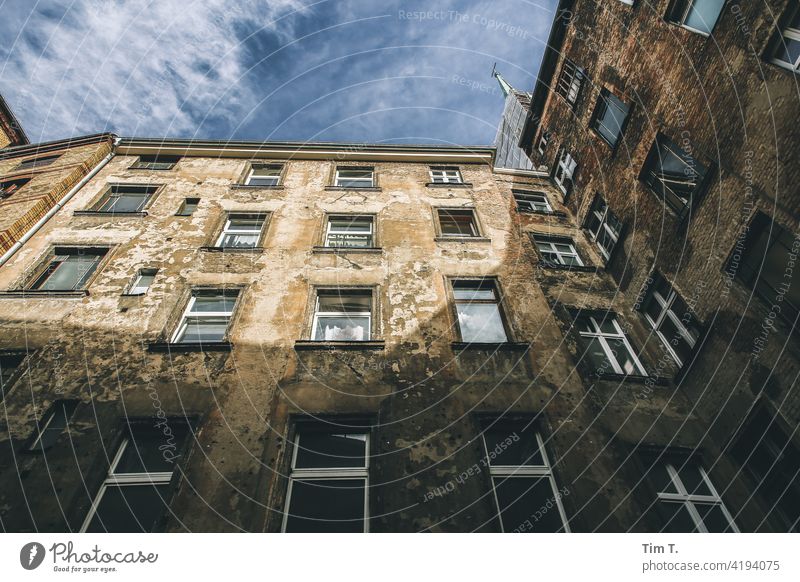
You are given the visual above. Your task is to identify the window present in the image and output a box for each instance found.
[126,269,158,296]
[640,274,702,368]
[429,166,463,184]
[325,215,374,248]
[0,353,25,400]
[770,3,800,72]
[215,213,267,249]
[171,290,239,344]
[176,198,199,216]
[452,279,508,343]
[130,155,180,170]
[282,425,369,532]
[575,313,646,376]
[82,420,191,532]
[312,289,372,341]
[667,0,725,35]
[554,148,577,196]
[93,184,158,213]
[28,248,106,291]
[244,163,283,186]
[645,457,738,532]
[482,421,569,532]
[0,177,30,197]
[555,59,585,108]
[640,134,709,217]
[736,215,800,326]
[732,407,800,532]
[537,129,550,155]
[14,154,59,171]
[26,400,78,452]
[437,208,479,237]
[533,236,584,267]
[592,89,630,148]
[585,195,623,261]
[514,191,552,214]
[335,167,374,188]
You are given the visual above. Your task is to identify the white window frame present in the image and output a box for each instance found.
[452,279,509,343]
[171,292,237,344]
[577,315,647,376]
[281,430,370,533]
[536,130,549,155]
[655,462,739,532]
[483,430,570,533]
[534,237,584,267]
[556,60,584,106]
[429,166,463,184]
[127,269,157,296]
[312,290,372,342]
[514,191,552,214]
[80,437,175,532]
[771,4,800,72]
[437,208,479,237]
[214,214,266,249]
[95,185,154,213]
[668,0,725,36]
[244,164,283,186]
[29,249,105,291]
[324,215,375,248]
[587,196,621,261]
[643,279,699,367]
[335,167,374,188]
[554,149,577,196]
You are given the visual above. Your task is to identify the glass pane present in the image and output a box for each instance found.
[314,316,370,341]
[221,234,259,248]
[695,503,735,532]
[228,218,264,231]
[86,484,172,533]
[285,479,365,533]
[484,425,544,466]
[178,200,198,215]
[659,501,698,532]
[453,284,495,301]
[115,423,189,473]
[190,295,237,313]
[456,303,507,343]
[100,193,148,212]
[493,477,566,532]
[30,401,76,450]
[581,336,612,372]
[596,317,619,335]
[329,218,371,232]
[675,464,713,496]
[606,338,641,375]
[439,211,476,236]
[647,462,678,494]
[326,233,372,248]
[684,0,724,33]
[178,319,229,343]
[295,432,367,468]
[247,176,279,186]
[317,293,371,313]
[38,256,99,290]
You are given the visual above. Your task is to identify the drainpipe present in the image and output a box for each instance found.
[0,137,120,268]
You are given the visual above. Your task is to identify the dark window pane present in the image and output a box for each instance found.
[295,432,367,469]
[28,401,78,451]
[695,503,734,532]
[453,281,496,301]
[191,294,237,313]
[285,479,365,532]
[178,319,229,343]
[659,501,698,532]
[86,484,172,533]
[0,354,24,394]
[439,210,477,236]
[317,292,371,313]
[675,464,712,496]
[177,198,199,215]
[484,425,544,466]
[582,336,612,371]
[493,477,566,532]
[646,462,678,494]
[683,0,724,33]
[115,423,189,474]
[775,37,800,66]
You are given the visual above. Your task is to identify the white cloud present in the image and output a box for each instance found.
[1,0,306,141]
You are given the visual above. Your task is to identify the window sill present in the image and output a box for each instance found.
[425,182,473,188]
[324,186,382,192]
[451,341,530,351]
[588,372,669,386]
[0,290,88,298]
[537,263,599,274]
[294,340,385,351]
[72,211,148,217]
[147,341,233,353]
[435,236,491,243]
[230,184,284,190]
[200,246,264,253]
[312,246,383,254]
[128,166,175,171]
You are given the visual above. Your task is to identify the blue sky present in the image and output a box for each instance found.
[0,0,557,145]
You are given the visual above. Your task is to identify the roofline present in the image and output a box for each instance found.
[0,132,116,160]
[518,0,574,149]
[0,93,29,146]
[116,138,497,164]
